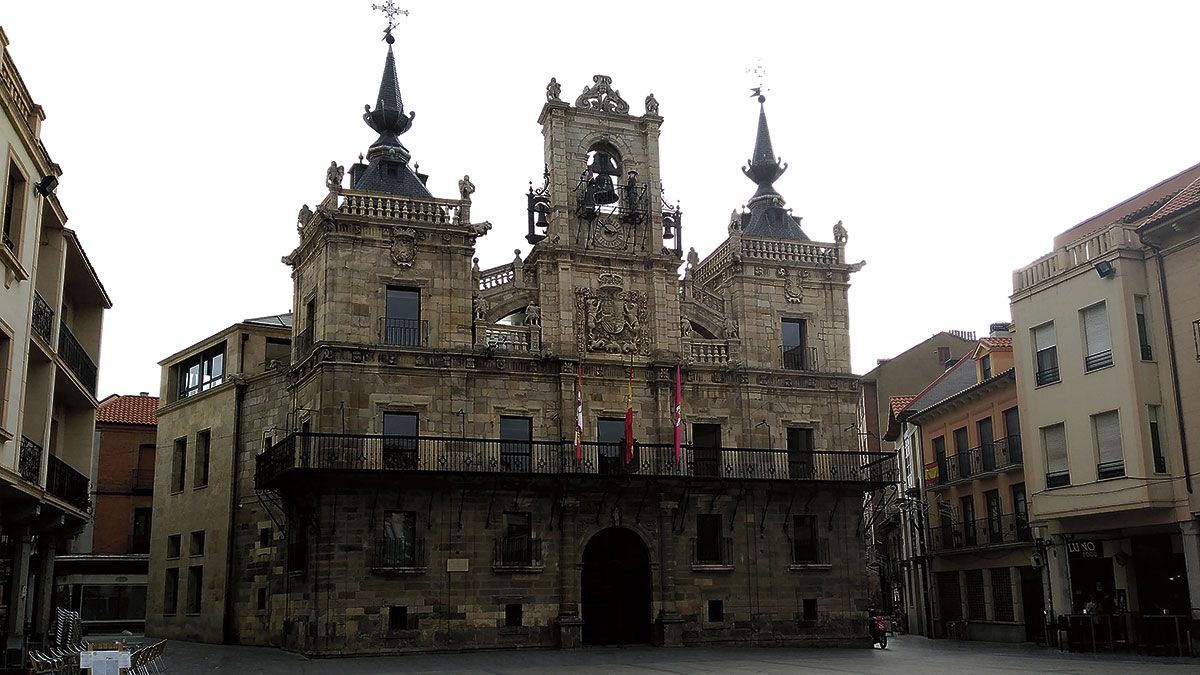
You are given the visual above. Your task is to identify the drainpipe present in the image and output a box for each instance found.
[223,379,248,643]
[1138,232,1193,494]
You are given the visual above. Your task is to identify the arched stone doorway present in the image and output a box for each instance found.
[581,527,653,645]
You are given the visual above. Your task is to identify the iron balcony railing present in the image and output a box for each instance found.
[18,435,43,483]
[46,454,91,512]
[32,291,54,344]
[372,536,427,571]
[494,535,543,569]
[781,345,819,371]
[691,536,734,567]
[1035,366,1060,386]
[1046,469,1070,488]
[930,513,1033,553]
[1085,349,1114,372]
[295,326,313,359]
[254,432,896,489]
[791,538,832,565]
[934,436,1022,485]
[381,318,428,347]
[58,321,98,395]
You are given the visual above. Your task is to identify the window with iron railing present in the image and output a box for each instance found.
[3,161,26,256]
[31,292,53,344]
[1093,410,1124,479]
[1135,296,1152,360]
[1082,302,1113,372]
[781,318,808,370]
[494,512,540,569]
[1033,322,1059,386]
[695,513,726,565]
[1149,405,1167,473]
[1042,423,1069,488]
[384,287,423,346]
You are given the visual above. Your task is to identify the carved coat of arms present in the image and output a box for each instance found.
[575,273,648,355]
[391,227,416,267]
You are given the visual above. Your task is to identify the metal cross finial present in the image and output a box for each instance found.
[746,59,768,102]
[372,1,409,37]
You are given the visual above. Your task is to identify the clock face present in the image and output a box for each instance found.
[591,219,628,251]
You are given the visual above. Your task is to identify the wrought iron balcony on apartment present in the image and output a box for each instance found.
[381,318,428,347]
[46,454,91,512]
[18,435,43,483]
[1084,349,1114,372]
[790,538,832,567]
[254,432,896,490]
[58,321,98,395]
[494,535,543,571]
[32,291,54,344]
[691,536,734,569]
[372,536,427,573]
[931,435,1023,487]
[930,513,1033,553]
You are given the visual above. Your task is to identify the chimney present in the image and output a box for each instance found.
[989,322,1011,338]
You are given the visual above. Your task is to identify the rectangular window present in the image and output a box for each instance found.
[1003,407,1022,463]
[933,436,947,485]
[802,598,818,622]
[696,513,723,564]
[2,162,27,254]
[980,354,992,379]
[135,444,155,491]
[0,332,10,429]
[265,336,291,366]
[792,514,820,563]
[707,599,724,623]
[504,603,523,628]
[498,512,533,567]
[690,422,721,478]
[388,606,408,631]
[131,508,151,554]
[171,437,187,492]
[382,411,418,470]
[1135,296,1153,360]
[1033,323,1059,385]
[381,511,417,567]
[176,344,226,400]
[1149,405,1167,473]
[781,319,808,370]
[991,568,1015,622]
[186,565,203,614]
[977,417,995,471]
[166,534,181,559]
[1011,483,1030,540]
[1093,410,1124,479]
[786,427,814,479]
[936,571,962,621]
[499,415,533,473]
[953,427,971,478]
[163,568,179,615]
[190,530,205,557]
[384,287,422,346]
[984,490,1002,544]
[960,495,976,546]
[965,569,986,620]
[256,587,268,612]
[1082,303,1113,371]
[259,527,273,548]
[938,503,954,550]
[194,430,210,488]
[1043,423,1069,487]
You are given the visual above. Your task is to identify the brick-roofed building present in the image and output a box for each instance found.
[54,393,159,635]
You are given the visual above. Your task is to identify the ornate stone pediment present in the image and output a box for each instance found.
[575,75,630,115]
[574,273,648,355]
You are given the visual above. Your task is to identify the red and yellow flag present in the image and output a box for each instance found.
[574,363,583,462]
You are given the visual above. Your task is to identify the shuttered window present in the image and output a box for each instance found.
[1043,423,1069,487]
[1093,410,1124,478]
[1033,323,1059,385]
[1082,303,1113,370]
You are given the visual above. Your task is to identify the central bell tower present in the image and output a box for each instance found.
[521,76,683,360]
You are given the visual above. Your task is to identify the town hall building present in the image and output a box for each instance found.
[145,22,891,655]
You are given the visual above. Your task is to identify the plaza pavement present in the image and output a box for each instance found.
[149,634,1200,674]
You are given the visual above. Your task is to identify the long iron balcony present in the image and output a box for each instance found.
[931,435,1022,487]
[930,513,1033,553]
[255,432,895,490]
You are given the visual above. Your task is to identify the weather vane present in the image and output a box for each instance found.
[372,1,410,41]
[746,59,768,102]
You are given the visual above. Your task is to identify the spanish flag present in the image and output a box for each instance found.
[673,364,682,465]
[574,363,583,462]
[624,363,634,464]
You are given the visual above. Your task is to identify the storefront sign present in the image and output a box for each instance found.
[1066,539,1103,559]
[923,461,939,487]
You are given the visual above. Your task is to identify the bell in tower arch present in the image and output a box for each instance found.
[587,150,620,206]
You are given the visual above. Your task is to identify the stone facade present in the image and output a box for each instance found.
[150,38,891,655]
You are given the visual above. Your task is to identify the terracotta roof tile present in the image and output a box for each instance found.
[889,396,916,416]
[979,337,1013,351]
[1143,175,1200,229]
[96,394,159,426]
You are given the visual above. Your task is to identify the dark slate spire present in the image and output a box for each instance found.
[353,30,432,198]
[739,93,807,240]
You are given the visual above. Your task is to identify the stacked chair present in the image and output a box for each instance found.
[24,606,167,673]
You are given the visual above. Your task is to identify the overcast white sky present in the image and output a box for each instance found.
[5,1,1199,397]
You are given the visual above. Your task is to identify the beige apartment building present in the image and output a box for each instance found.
[0,27,110,666]
[1011,162,1200,652]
